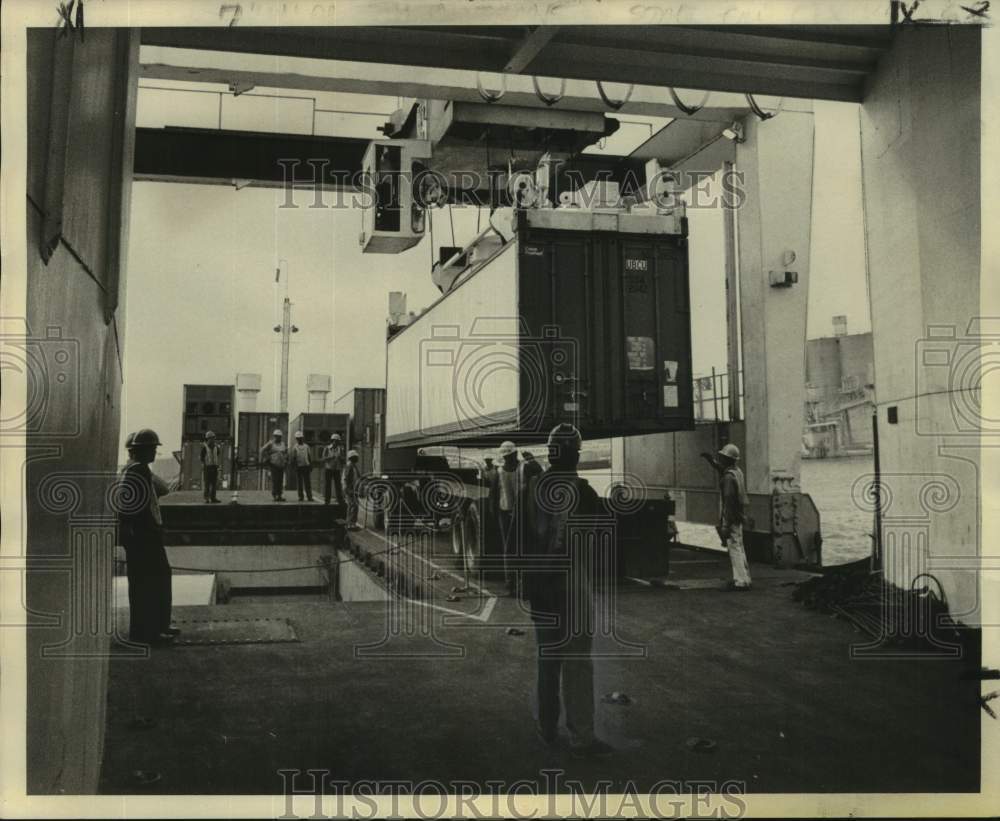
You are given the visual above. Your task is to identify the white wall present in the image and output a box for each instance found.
[860,27,982,624]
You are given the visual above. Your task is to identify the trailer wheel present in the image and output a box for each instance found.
[462,501,482,574]
[451,508,464,556]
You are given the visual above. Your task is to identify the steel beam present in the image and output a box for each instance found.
[140,47,754,123]
[503,26,560,74]
[132,126,647,202]
[140,26,889,102]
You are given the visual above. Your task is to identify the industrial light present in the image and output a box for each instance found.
[722,122,745,143]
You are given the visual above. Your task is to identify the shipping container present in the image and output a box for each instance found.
[235,411,289,491]
[332,387,386,477]
[385,210,693,448]
[182,384,235,441]
[289,412,351,487]
[179,439,233,492]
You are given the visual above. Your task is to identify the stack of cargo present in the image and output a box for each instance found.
[179,384,234,490]
[332,388,386,477]
[289,412,351,487]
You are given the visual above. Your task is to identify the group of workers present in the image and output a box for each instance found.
[116,419,750,758]
[257,428,360,524]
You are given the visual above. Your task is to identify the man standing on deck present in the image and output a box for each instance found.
[343,449,361,530]
[290,431,314,502]
[701,443,752,591]
[116,428,180,645]
[492,441,522,595]
[522,423,613,758]
[200,430,222,503]
[322,433,345,505]
[260,429,288,502]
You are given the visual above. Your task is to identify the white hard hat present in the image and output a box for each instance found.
[498,441,517,457]
[273,429,283,437]
[347,449,359,459]
[295,431,304,438]
[205,430,215,439]
[331,433,342,441]
[718,443,741,461]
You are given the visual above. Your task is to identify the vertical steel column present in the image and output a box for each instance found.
[723,160,741,422]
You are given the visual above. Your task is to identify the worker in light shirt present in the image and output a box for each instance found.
[200,430,223,503]
[492,440,522,595]
[290,431,314,502]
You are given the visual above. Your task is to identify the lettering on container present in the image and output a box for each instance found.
[524,246,544,256]
[663,360,678,383]
[624,258,649,271]
[626,336,655,371]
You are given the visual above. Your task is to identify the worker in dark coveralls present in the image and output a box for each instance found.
[200,430,222,503]
[521,423,613,758]
[701,443,752,591]
[116,428,179,645]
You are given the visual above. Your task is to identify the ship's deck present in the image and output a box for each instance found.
[99,539,981,795]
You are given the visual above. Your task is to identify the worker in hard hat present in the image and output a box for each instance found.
[701,443,752,591]
[322,432,346,506]
[290,431,314,502]
[520,450,543,485]
[259,429,288,502]
[492,440,522,595]
[521,423,613,758]
[115,428,179,645]
[343,449,361,529]
[126,431,170,497]
[200,430,222,503]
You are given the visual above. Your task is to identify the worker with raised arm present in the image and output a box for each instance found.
[700,443,752,591]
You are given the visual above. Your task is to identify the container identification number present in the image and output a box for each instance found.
[625,258,648,271]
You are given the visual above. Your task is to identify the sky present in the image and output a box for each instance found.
[122,89,870,455]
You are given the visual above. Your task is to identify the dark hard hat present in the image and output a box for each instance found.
[546,423,582,460]
[131,428,162,448]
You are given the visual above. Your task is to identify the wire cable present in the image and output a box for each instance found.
[532,75,566,106]
[596,80,634,110]
[476,72,506,103]
[669,87,711,116]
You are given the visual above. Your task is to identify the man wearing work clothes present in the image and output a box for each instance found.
[116,428,179,645]
[702,443,752,591]
[200,430,222,503]
[522,424,613,758]
[260,429,288,502]
[290,431,314,502]
[322,433,345,505]
[343,449,361,530]
[493,440,521,595]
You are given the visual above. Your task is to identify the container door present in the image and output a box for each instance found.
[654,239,693,426]
[619,241,661,422]
[518,235,587,437]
